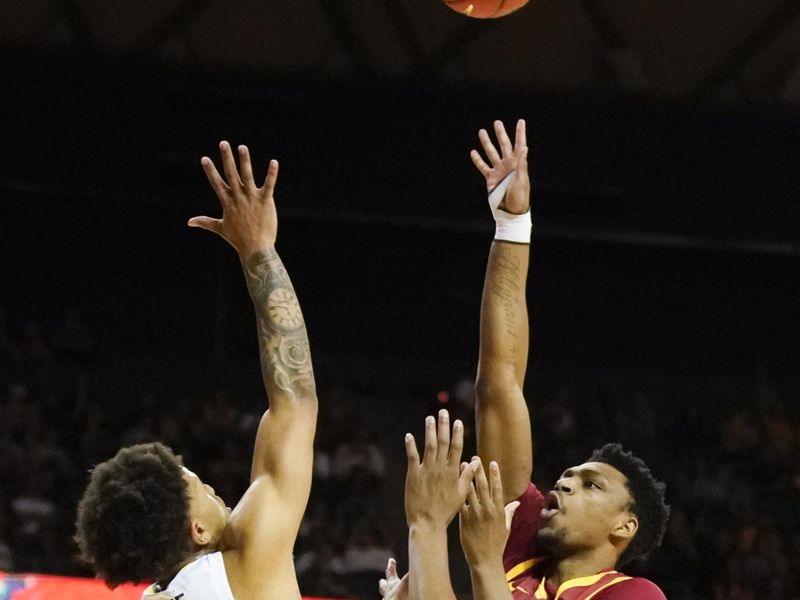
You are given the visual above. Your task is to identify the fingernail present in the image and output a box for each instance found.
[454,420,462,428]
[426,416,434,425]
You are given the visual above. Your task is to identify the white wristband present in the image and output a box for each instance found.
[488,172,532,244]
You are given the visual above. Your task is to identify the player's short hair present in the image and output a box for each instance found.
[589,443,670,566]
[75,442,193,588]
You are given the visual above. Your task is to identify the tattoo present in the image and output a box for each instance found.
[489,250,521,351]
[243,249,315,401]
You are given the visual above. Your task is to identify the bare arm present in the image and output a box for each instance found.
[459,461,520,600]
[404,410,478,600]
[468,563,515,600]
[408,524,454,600]
[241,247,316,486]
[189,142,317,559]
[472,120,533,503]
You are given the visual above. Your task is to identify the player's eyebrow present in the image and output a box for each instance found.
[578,468,609,484]
[559,467,610,484]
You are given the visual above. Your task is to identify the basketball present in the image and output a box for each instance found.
[442,0,529,19]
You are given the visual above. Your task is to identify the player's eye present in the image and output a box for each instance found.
[584,481,599,489]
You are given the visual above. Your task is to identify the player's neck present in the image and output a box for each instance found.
[171,547,217,577]
[547,547,618,589]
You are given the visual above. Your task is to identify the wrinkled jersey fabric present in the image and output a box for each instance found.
[142,551,235,600]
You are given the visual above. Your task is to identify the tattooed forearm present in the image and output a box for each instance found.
[243,248,315,402]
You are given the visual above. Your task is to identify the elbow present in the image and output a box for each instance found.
[269,392,318,418]
[505,470,533,503]
[298,394,319,415]
[474,376,521,406]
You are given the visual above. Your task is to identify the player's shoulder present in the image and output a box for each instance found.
[223,476,300,552]
[504,482,548,572]
[518,482,545,504]
[510,482,545,530]
[598,577,666,599]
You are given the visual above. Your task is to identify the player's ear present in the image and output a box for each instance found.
[612,514,638,541]
[189,519,212,546]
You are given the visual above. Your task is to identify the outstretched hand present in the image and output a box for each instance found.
[405,410,479,527]
[459,460,520,568]
[189,141,280,255]
[378,558,409,600]
[470,119,530,214]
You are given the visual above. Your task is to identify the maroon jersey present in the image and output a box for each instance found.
[503,484,667,599]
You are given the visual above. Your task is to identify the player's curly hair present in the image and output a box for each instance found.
[589,443,670,567]
[75,442,193,588]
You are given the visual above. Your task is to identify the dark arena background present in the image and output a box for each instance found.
[1,1,800,599]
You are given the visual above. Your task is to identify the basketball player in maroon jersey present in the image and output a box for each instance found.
[380,119,669,600]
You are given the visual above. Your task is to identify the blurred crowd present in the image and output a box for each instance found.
[0,305,798,599]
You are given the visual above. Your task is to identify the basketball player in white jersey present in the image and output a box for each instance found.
[75,141,318,600]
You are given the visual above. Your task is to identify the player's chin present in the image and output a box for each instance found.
[536,524,566,552]
[217,501,231,521]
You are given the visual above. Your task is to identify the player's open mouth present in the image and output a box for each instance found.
[541,491,561,519]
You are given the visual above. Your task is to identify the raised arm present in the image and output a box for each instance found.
[459,461,520,600]
[404,410,478,600]
[189,142,317,552]
[472,120,533,503]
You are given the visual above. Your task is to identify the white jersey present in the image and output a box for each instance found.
[142,551,235,600]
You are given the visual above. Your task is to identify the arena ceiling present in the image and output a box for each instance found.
[3,0,800,109]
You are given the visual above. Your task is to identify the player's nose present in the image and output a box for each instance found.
[554,480,572,494]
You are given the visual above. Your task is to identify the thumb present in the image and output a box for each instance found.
[385,557,397,580]
[187,216,222,234]
[504,501,521,530]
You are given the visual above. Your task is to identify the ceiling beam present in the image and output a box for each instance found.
[314,0,377,77]
[578,0,647,93]
[779,58,800,103]
[380,0,426,70]
[689,0,800,100]
[54,0,99,52]
[414,20,497,79]
[127,0,215,55]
